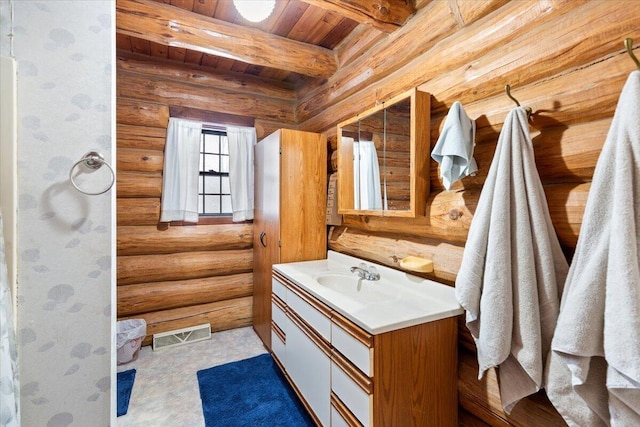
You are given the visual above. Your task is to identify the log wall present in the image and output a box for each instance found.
[295,1,640,425]
[116,51,297,139]
[116,92,258,346]
[115,0,639,424]
[116,44,302,343]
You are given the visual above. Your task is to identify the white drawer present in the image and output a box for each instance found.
[271,299,287,332]
[331,406,350,427]
[331,322,372,376]
[272,277,287,301]
[331,397,364,427]
[271,329,286,367]
[331,362,372,427]
[287,288,331,341]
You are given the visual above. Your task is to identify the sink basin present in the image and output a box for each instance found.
[313,273,389,303]
[273,251,463,334]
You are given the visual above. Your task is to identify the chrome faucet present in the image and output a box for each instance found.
[350,263,380,281]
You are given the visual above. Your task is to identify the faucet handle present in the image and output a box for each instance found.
[359,262,367,270]
[366,265,380,280]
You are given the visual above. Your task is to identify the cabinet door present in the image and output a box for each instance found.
[279,129,327,263]
[253,131,281,348]
[286,311,331,426]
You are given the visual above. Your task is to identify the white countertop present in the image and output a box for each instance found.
[273,251,463,335]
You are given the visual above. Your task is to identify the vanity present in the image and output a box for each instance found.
[270,251,463,426]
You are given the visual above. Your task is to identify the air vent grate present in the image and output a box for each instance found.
[152,323,211,350]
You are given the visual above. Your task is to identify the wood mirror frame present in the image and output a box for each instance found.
[336,88,430,217]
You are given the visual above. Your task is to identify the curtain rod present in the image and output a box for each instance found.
[202,124,227,132]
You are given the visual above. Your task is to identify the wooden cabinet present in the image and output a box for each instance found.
[336,88,430,217]
[271,271,459,427]
[253,128,327,349]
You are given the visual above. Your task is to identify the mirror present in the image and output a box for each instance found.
[341,109,386,211]
[337,88,430,217]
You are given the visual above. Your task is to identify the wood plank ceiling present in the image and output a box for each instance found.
[116,0,417,91]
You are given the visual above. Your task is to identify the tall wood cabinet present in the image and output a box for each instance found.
[253,128,327,349]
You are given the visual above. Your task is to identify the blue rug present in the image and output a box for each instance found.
[117,369,136,417]
[197,353,314,427]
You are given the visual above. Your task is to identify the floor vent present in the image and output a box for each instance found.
[152,323,211,351]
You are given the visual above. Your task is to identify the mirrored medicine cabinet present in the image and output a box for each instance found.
[336,88,430,217]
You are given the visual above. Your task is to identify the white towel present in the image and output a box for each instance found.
[546,70,640,426]
[431,101,478,190]
[455,106,568,413]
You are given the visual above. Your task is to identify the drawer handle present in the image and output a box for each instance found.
[260,231,267,247]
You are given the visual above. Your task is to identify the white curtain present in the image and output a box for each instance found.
[160,118,202,223]
[354,140,383,210]
[227,126,256,222]
[0,209,19,427]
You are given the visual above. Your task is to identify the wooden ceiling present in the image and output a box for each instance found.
[116,0,417,90]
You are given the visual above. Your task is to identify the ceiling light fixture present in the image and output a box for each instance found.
[233,0,276,23]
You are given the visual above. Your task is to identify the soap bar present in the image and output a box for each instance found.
[399,256,434,273]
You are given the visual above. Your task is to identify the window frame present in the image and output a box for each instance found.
[164,107,256,227]
[198,129,232,218]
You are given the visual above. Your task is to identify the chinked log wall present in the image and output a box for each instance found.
[295,0,640,425]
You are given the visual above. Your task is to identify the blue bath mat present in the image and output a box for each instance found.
[197,353,314,427]
[117,369,136,417]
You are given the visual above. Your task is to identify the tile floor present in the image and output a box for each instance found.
[117,326,268,426]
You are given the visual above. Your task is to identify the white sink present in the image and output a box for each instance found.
[273,251,463,334]
[312,273,390,303]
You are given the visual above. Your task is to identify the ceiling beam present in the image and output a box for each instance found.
[299,0,415,33]
[116,0,338,79]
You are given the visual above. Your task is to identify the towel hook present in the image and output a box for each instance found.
[624,38,640,70]
[505,84,532,116]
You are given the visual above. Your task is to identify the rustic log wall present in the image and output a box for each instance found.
[116,51,297,139]
[115,24,303,344]
[116,92,258,346]
[116,27,305,345]
[296,1,640,425]
[115,0,639,424]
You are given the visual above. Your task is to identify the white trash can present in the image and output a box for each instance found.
[117,319,147,364]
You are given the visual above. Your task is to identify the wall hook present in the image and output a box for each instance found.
[625,38,640,70]
[505,84,532,116]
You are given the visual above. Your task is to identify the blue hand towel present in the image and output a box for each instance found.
[431,101,478,190]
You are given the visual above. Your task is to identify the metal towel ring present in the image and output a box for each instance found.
[69,151,115,196]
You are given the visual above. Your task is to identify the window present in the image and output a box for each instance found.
[199,130,232,216]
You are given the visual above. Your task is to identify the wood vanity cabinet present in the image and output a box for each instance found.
[253,129,327,349]
[271,271,459,427]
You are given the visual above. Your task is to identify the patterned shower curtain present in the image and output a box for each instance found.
[0,209,19,426]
